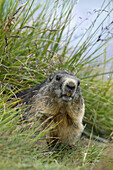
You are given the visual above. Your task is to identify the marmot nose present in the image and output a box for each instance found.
[65,82,75,92]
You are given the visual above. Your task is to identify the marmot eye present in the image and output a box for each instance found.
[78,79,80,86]
[56,75,61,81]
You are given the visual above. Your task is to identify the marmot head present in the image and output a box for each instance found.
[44,71,81,103]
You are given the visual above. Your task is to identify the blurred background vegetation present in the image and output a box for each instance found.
[0,0,113,169]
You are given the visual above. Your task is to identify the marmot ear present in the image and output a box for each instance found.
[49,72,55,81]
[77,79,80,86]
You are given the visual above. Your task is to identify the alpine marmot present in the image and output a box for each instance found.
[16,71,85,147]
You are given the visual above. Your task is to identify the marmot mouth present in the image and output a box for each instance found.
[61,94,73,102]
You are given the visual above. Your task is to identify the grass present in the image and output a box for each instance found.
[0,0,113,169]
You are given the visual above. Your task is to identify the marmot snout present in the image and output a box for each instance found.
[59,76,80,102]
